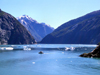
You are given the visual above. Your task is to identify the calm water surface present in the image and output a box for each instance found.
[0,44,100,75]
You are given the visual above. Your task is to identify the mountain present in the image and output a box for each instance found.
[17,15,54,42]
[0,9,36,45]
[41,10,100,44]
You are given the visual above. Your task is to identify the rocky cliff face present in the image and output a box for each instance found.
[80,45,100,58]
[41,10,100,44]
[17,15,54,42]
[0,9,36,45]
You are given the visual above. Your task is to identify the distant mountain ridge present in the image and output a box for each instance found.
[0,9,36,45]
[17,15,54,42]
[41,10,100,44]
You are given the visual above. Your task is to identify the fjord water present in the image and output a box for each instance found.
[0,44,100,75]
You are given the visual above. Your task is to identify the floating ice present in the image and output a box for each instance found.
[23,46,31,50]
[65,47,75,51]
[0,47,13,50]
[65,47,70,50]
[70,47,75,51]
[32,62,35,64]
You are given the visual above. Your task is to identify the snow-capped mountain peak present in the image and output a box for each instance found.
[17,15,54,29]
[17,15,37,22]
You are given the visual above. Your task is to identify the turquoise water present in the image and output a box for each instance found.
[0,44,100,75]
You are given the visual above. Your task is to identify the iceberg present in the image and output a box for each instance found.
[0,47,13,50]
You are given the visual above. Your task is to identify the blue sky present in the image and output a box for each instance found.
[0,0,100,28]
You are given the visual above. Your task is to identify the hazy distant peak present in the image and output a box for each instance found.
[41,23,54,30]
[17,15,54,42]
[41,22,51,27]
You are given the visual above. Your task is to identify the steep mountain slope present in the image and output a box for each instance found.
[17,15,54,42]
[0,9,36,45]
[41,10,100,44]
